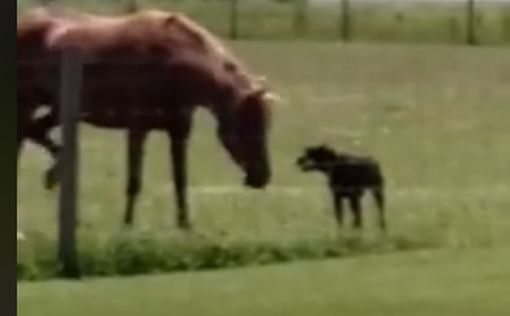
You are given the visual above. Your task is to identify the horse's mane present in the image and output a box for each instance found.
[163,14,241,69]
[140,10,264,91]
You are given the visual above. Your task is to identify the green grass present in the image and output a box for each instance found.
[17,41,510,279]
[17,0,510,45]
[18,247,510,316]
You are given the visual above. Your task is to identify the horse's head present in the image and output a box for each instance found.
[216,88,272,189]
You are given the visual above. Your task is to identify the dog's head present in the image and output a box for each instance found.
[296,144,339,172]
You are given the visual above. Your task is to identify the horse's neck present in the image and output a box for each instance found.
[205,73,244,117]
[206,99,236,126]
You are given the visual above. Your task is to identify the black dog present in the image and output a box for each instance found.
[297,145,386,231]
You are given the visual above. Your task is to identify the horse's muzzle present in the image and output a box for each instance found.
[244,167,270,189]
[244,178,268,189]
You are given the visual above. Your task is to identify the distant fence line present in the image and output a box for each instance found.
[222,0,510,45]
[28,0,510,45]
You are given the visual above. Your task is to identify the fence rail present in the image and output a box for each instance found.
[21,0,510,45]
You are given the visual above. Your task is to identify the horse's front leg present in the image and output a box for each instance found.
[124,128,149,226]
[168,117,192,230]
[27,111,61,189]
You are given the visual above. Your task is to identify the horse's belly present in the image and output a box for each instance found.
[79,106,185,130]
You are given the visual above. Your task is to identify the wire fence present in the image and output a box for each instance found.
[18,0,510,45]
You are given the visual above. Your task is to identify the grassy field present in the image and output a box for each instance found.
[18,247,510,316]
[17,41,510,278]
[17,0,510,44]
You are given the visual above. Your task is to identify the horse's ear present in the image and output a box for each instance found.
[243,88,266,104]
[163,14,178,27]
[264,92,284,103]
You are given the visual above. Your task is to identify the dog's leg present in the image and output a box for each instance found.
[348,193,362,230]
[331,190,344,227]
[371,186,386,231]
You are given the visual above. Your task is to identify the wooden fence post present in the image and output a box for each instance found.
[466,0,478,45]
[57,49,83,279]
[294,0,309,37]
[124,0,141,13]
[339,0,352,41]
[504,12,510,43]
[229,0,239,39]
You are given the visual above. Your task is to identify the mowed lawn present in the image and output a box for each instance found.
[18,247,510,316]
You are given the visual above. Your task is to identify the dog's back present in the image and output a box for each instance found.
[329,155,383,189]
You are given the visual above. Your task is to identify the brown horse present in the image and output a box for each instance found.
[17,7,264,182]
[17,8,273,229]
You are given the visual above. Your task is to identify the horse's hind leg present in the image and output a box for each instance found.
[30,110,60,156]
[17,129,25,165]
[41,141,61,190]
[168,119,192,230]
[33,134,61,190]
[17,108,30,168]
[124,128,148,226]
[27,111,61,189]
[371,186,386,231]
